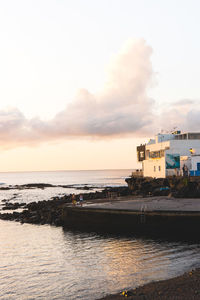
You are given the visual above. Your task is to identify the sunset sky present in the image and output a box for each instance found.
[0,0,200,171]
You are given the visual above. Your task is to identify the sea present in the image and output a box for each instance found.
[0,169,200,300]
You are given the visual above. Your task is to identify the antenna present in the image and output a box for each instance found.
[170,126,178,134]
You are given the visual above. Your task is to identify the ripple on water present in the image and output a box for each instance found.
[0,220,200,300]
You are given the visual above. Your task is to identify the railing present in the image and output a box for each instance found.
[132,169,143,177]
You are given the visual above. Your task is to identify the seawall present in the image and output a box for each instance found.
[61,205,200,239]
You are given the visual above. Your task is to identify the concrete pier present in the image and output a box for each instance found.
[61,197,200,239]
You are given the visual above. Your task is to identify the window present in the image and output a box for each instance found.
[149,150,165,159]
[159,166,161,171]
[154,166,156,172]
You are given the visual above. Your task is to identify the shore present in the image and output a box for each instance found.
[0,186,130,225]
[1,188,200,239]
[100,268,200,299]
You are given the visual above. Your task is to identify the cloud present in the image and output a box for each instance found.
[1,39,200,150]
[45,39,155,138]
[171,99,196,106]
[0,39,155,148]
[157,98,200,133]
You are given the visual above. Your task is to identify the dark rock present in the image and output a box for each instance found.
[2,202,25,210]
[19,183,55,189]
[125,176,170,197]
[126,175,200,198]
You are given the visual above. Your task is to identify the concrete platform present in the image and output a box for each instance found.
[62,197,200,239]
[83,196,200,213]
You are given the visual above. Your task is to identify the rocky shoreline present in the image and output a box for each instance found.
[126,176,200,198]
[0,182,102,190]
[100,268,200,299]
[1,176,200,226]
[0,186,130,225]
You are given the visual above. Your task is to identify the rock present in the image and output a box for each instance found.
[125,176,200,198]
[2,202,25,210]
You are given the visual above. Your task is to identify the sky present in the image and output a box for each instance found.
[0,0,200,171]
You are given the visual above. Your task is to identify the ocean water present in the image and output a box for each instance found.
[0,169,200,300]
[0,169,131,186]
[0,169,131,207]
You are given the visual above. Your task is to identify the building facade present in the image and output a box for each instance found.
[137,132,200,178]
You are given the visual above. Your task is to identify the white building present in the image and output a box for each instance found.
[137,132,200,178]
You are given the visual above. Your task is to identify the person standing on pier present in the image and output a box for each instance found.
[79,194,83,206]
[72,194,76,206]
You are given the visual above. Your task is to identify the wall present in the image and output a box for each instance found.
[146,140,170,152]
[191,156,200,171]
[168,140,200,156]
[61,206,200,239]
[156,133,174,143]
[143,157,166,178]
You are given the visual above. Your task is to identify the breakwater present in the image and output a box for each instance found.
[1,177,200,240]
[61,206,200,239]
[1,197,200,239]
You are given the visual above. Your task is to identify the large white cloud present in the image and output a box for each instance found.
[37,39,155,137]
[0,39,156,148]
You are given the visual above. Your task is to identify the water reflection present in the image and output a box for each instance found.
[61,229,200,299]
[0,220,200,300]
